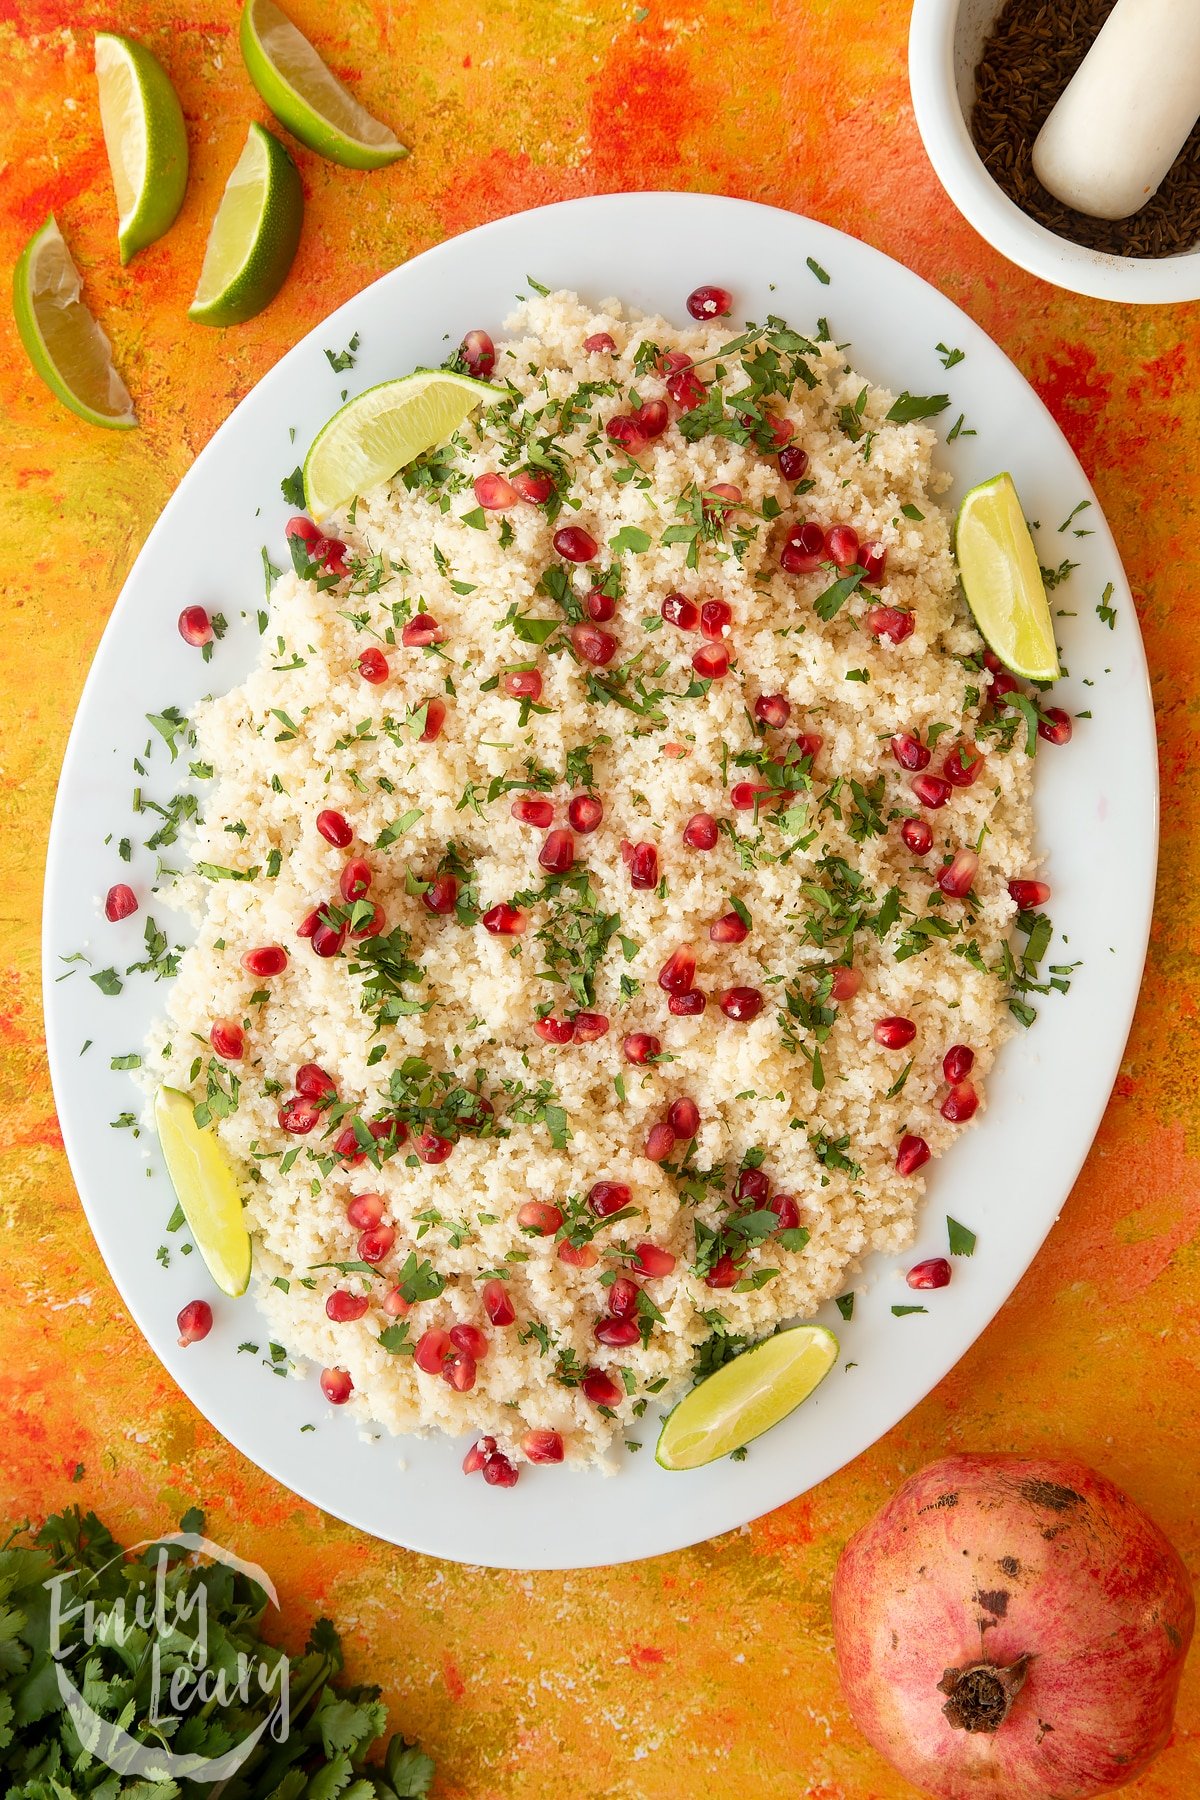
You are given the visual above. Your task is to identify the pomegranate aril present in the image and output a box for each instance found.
[299,907,324,939]
[462,1439,491,1474]
[358,1223,396,1263]
[511,795,554,828]
[210,1017,245,1060]
[891,732,930,772]
[859,541,887,584]
[539,828,576,874]
[535,1015,575,1045]
[296,1062,336,1099]
[683,812,718,850]
[911,773,952,810]
[896,1133,930,1176]
[442,1349,477,1391]
[474,471,518,510]
[666,363,708,410]
[700,599,732,640]
[755,693,792,729]
[286,515,319,545]
[768,1193,802,1232]
[907,1257,952,1290]
[662,592,700,631]
[310,919,346,958]
[582,1368,624,1407]
[178,605,213,647]
[705,1254,739,1289]
[901,817,934,855]
[943,1044,975,1083]
[558,1239,599,1268]
[595,1315,640,1346]
[340,857,372,902]
[1039,707,1073,746]
[874,1016,916,1050]
[825,524,860,568]
[588,1180,632,1219]
[320,1367,353,1404]
[383,1286,411,1317]
[667,1097,700,1140]
[482,1451,519,1486]
[686,283,733,318]
[1008,878,1051,909]
[571,623,618,665]
[553,525,598,563]
[633,1243,677,1278]
[418,697,446,743]
[241,945,287,977]
[606,414,648,456]
[658,945,696,993]
[177,1299,212,1346]
[608,1275,640,1319]
[104,883,138,921]
[780,521,826,574]
[278,1096,320,1134]
[938,848,979,898]
[349,901,386,940]
[568,793,603,832]
[830,966,862,1002]
[460,328,495,378]
[415,1129,453,1164]
[523,1429,565,1463]
[450,1322,489,1360]
[734,1168,770,1203]
[638,399,668,438]
[483,1279,516,1326]
[347,1192,385,1229]
[316,809,352,848]
[326,1289,369,1323]
[627,841,658,888]
[644,1122,676,1163]
[867,606,915,644]
[989,668,1020,703]
[402,614,442,648]
[423,873,459,915]
[719,986,763,1022]
[710,910,749,945]
[669,990,707,1015]
[504,668,543,702]
[358,648,389,684]
[623,1031,660,1064]
[584,331,616,353]
[513,469,554,504]
[942,742,983,788]
[518,1200,564,1235]
[481,903,527,936]
[414,1326,452,1373]
[573,1011,609,1042]
[692,642,729,680]
[778,445,810,482]
[584,587,616,622]
[942,1080,979,1123]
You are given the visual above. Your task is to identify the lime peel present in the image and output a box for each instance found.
[955,472,1061,682]
[13,216,137,429]
[240,0,406,170]
[189,121,303,328]
[154,1086,252,1297]
[303,370,494,519]
[656,1324,839,1470]
[95,32,188,264]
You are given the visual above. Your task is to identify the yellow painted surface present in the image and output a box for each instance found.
[1,1,1197,1793]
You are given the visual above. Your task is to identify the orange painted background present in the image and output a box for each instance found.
[2,1,1199,1794]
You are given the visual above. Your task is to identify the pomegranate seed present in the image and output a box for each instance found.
[340,858,372,902]
[503,669,543,703]
[669,990,707,1015]
[178,605,212,647]
[442,1349,477,1391]
[286,515,319,544]
[296,1062,335,1099]
[483,1278,516,1327]
[867,606,915,644]
[460,329,495,378]
[582,1368,624,1406]
[778,445,810,482]
[943,742,983,788]
[1008,878,1051,908]
[911,773,952,809]
[415,1129,453,1164]
[278,1096,320,1134]
[358,648,389,684]
[241,946,287,977]
[320,1367,353,1404]
[519,1200,564,1235]
[568,793,603,832]
[462,1439,492,1474]
[703,485,741,522]
[481,903,527,935]
[683,812,719,850]
[358,1223,396,1263]
[644,1121,676,1163]
[666,362,708,410]
[310,919,346,958]
[780,521,826,574]
[692,643,729,680]
[705,1254,739,1289]
[584,587,616,622]
[414,1327,452,1373]
[830,967,862,1002]
[943,1044,975,1083]
[700,599,732,640]
[734,1168,770,1203]
[326,1290,369,1323]
[1039,707,1073,746]
[595,1316,641,1346]
[588,1180,632,1219]
[667,1096,700,1138]
[825,524,860,568]
[383,1286,410,1317]
[571,622,618,665]
[989,668,1020,703]
[402,614,442,648]
[908,1257,952,1290]
[349,901,386,940]
[539,828,576,875]
[554,525,598,563]
[607,414,648,456]
[623,1032,660,1064]
[418,697,446,742]
[719,986,763,1021]
[662,592,700,631]
[209,1017,245,1060]
[896,1133,931,1175]
[513,469,554,504]
[316,809,352,848]
[625,841,656,889]
[347,1193,385,1229]
[559,1239,599,1267]
[755,693,792,729]
[942,1080,979,1123]
[584,331,616,353]
[901,817,934,855]
[710,910,749,945]
[658,946,696,993]
[874,1016,917,1050]
[768,1193,801,1231]
[891,732,930,772]
[511,795,554,828]
[177,1299,212,1346]
[609,1275,641,1320]
[573,1011,609,1041]
[450,1322,489,1360]
[633,1243,677,1278]
[686,284,733,319]
[104,883,138,921]
[314,535,349,576]
[938,848,979,898]
[535,1015,575,1045]
[423,873,459,915]
[482,1451,519,1486]
[638,399,669,437]
[474,471,518,510]
[523,1428,565,1463]
[859,541,888,584]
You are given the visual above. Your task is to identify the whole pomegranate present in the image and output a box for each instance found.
[832,1454,1193,1799]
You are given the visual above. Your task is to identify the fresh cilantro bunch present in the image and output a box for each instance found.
[0,1507,433,1799]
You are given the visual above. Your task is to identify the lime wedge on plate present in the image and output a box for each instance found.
[304,370,493,519]
[154,1086,252,1297]
[95,32,188,263]
[240,0,406,170]
[955,472,1061,681]
[13,216,137,429]
[188,122,303,327]
[656,1324,838,1470]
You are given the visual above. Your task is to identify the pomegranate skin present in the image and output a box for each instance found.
[832,1453,1194,1800]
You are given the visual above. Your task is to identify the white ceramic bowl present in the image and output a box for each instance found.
[909,0,1200,302]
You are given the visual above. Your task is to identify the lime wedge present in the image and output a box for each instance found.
[656,1324,839,1470]
[95,32,188,264]
[955,473,1061,681]
[154,1086,252,1297]
[304,370,494,519]
[239,0,406,170]
[13,216,136,429]
[188,122,303,328]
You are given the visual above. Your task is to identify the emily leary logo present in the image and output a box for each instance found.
[46,1530,291,1783]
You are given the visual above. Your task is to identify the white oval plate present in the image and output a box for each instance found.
[43,195,1156,1570]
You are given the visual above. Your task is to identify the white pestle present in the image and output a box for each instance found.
[1031,0,1200,222]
